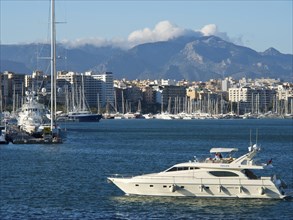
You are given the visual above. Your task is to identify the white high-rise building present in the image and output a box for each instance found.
[228,87,252,102]
[57,71,114,108]
[229,87,276,113]
[84,71,115,107]
[221,78,231,92]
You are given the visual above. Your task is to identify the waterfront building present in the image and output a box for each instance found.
[1,69,291,116]
[57,71,82,109]
[186,87,199,100]
[57,71,114,108]
[155,85,187,113]
[229,87,252,102]
[142,86,156,105]
[161,85,186,105]
[0,71,25,110]
[124,86,142,112]
[221,78,231,92]
[25,70,50,92]
[276,84,293,115]
[229,87,277,114]
[277,84,293,101]
[84,71,115,108]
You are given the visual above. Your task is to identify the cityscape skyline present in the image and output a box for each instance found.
[0,0,292,54]
[1,70,292,117]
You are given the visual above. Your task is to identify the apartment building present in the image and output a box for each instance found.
[229,87,252,102]
[57,71,114,108]
[85,71,115,107]
[229,87,276,113]
[1,71,25,109]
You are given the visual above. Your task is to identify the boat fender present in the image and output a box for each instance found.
[258,187,265,195]
[199,184,205,192]
[169,184,177,192]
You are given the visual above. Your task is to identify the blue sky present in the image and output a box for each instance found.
[1,0,292,54]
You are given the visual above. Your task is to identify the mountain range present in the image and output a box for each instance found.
[1,35,292,81]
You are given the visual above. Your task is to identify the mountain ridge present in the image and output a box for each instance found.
[1,36,292,81]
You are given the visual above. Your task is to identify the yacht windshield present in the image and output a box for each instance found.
[166,167,199,172]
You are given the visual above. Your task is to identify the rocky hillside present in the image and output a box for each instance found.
[1,36,292,81]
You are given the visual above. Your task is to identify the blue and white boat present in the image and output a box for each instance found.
[67,110,102,122]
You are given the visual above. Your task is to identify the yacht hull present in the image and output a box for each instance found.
[0,140,8,144]
[108,176,286,199]
[67,114,102,122]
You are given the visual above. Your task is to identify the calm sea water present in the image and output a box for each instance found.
[1,119,292,219]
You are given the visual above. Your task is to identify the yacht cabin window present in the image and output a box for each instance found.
[166,167,199,172]
[243,169,258,179]
[209,171,239,177]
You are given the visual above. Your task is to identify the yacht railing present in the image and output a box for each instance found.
[192,154,236,164]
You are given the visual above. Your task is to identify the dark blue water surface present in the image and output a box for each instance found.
[1,119,292,219]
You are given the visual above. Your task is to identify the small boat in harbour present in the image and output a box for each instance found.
[66,111,102,122]
[0,125,8,144]
[108,144,289,199]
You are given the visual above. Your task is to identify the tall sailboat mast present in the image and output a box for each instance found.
[50,0,56,130]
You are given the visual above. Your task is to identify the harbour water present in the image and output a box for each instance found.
[1,119,292,219]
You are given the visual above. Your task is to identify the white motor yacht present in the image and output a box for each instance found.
[108,145,289,199]
[17,91,50,135]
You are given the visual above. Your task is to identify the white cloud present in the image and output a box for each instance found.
[199,24,242,45]
[200,24,217,36]
[61,37,129,49]
[127,20,186,46]
[61,21,242,48]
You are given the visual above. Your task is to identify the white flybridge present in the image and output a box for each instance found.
[108,144,289,199]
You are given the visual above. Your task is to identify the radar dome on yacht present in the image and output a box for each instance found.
[41,88,46,93]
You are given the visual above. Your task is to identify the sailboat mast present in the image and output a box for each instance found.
[50,0,56,130]
[0,77,2,112]
[82,74,86,111]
